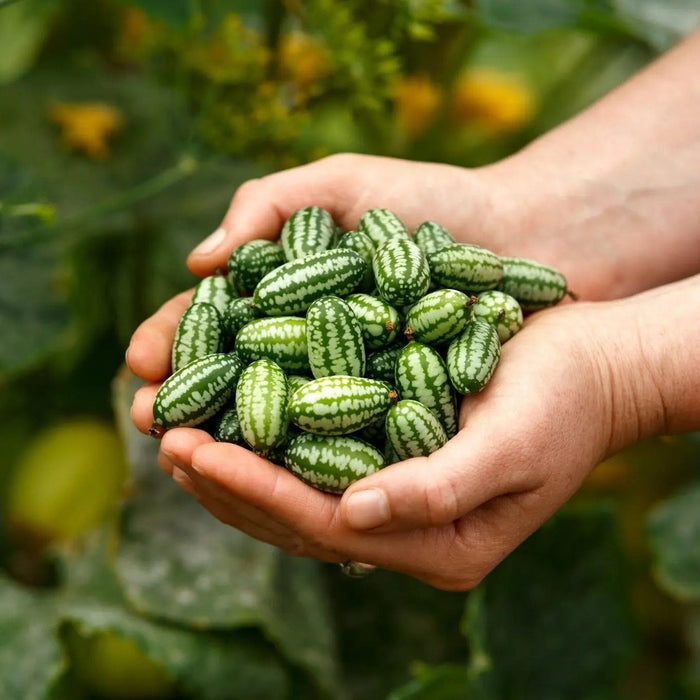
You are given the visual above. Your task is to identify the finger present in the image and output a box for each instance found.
[131,383,160,435]
[186,157,361,277]
[126,290,193,381]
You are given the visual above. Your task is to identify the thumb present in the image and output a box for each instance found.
[340,431,538,532]
[186,156,359,277]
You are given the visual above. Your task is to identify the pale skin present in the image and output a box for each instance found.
[128,29,700,590]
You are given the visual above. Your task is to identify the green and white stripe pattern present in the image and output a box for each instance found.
[472,290,523,342]
[235,317,310,372]
[345,293,401,350]
[404,288,472,345]
[373,237,431,306]
[395,342,458,438]
[286,374,311,396]
[366,345,404,384]
[191,275,237,315]
[288,376,397,435]
[253,249,366,316]
[306,296,366,378]
[497,256,568,310]
[428,244,503,293]
[336,230,376,292]
[151,352,245,433]
[221,297,262,349]
[171,302,223,373]
[446,319,501,395]
[227,239,286,296]
[357,207,410,249]
[386,399,447,461]
[213,405,243,444]
[236,359,289,454]
[285,434,385,494]
[280,206,336,261]
[413,221,456,258]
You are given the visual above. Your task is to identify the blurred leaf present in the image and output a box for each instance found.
[648,482,700,603]
[111,372,339,696]
[613,0,700,50]
[462,504,637,700]
[0,0,60,84]
[59,536,291,700]
[0,573,66,700]
[388,663,474,700]
[117,0,193,27]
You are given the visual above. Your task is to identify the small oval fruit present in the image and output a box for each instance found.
[386,399,448,460]
[221,297,262,349]
[191,275,236,315]
[280,206,336,261]
[497,256,568,310]
[446,319,501,395]
[413,221,456,258]
[358,207,410,249]
[373,237,430,306]
[345,293,401,350]
[365,345,404,384]
[227,239,286,296]
[336,230,376,292]
[428,243,503,293]
[235,316,310,373]
[213,405,243,444]
[170,302,223,373]
[403,288,472,345]
[472,289,523,342]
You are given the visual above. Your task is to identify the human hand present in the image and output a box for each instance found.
[128,278,692,590]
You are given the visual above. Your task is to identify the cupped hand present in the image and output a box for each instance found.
[129,292,665,590]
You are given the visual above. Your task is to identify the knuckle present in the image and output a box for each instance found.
[230,177,262,204]
[421,469,462,526]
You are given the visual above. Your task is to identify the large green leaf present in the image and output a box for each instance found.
[462,504,638,700]
[647,482,700,602]
[112,370,339,696]
[0,573,66,700]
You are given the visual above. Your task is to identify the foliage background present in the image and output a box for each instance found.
[1,0,700,698]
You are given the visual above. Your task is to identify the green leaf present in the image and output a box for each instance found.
[0,573,67,700]
[647,482,700,602]
[613,0,700,50]
[388,663,474,700]
[462,504,638,700]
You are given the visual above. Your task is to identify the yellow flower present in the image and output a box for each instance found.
[393,75,442,138]
[279,32,333,92]
[49,102,124,160]
[113,7,157,65]
[450,68,536,135]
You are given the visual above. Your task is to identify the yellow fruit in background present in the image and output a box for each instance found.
[49,102,125,160]
[393,75,442,138]
[450,68,536,135]
[5,419,127,547]
[64,627,176,700]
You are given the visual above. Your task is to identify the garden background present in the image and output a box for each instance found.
[2,1,700,698]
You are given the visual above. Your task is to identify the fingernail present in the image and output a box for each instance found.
[345,489,390,530]
[191,227,226,257]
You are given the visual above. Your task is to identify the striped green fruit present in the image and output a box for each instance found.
[413,221,456,258]
[227,239,286,296]
[336,230,376,292]
[472,289,524,342]
[428,244,503,293]
[446,319,501,395]
[235,317,310,373]
[357,207,410,249]
[235,359,289,454]
[221,297,262,349]
[285,434,385,494]
[404,288,472,346]
[171,302,223,373]
[280,206,336,261]
[213,405,243,444]
[288,376,398,435]
[253,249,366,316]
[497,256,568,310]
[366,345,404,384]
[345,293,401,350]
[373,237,431,307]
[151,353,245,436]
[191,275,237,315]
[286,374,311,396]
[386,399,448,460]
[306,296,366,378]
[395,342,458,438]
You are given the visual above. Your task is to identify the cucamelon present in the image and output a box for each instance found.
[235,317,310,373]
[285,434,385,494]
[413,221,456,258]
[235,359,289,454]
[365,345,404,384]
[358,207,410,249]
[213,405,243,444]
[336,230,376,292]
[428,244,503,293]
[446,319,501,395]
[386,399,448,460]
[306,296,366,378]
[227,240,285,296]
[280,206,336,261]
[373,237,430,307]
[345,293,401,350]
[404,288,472,346]
[253,249,366,316]
[221,297,262,349]
[191,275,237,315]
[171,302,223,373]
[497,256,568,310]
[288,376,397,435]
[151,352,245,436]
[472,289,523,342]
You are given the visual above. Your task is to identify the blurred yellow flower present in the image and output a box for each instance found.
[279,32,333,92]
[393,75,442,138]
[114,6,157,65]
[450,68,536,135]
[49,102,124,159]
